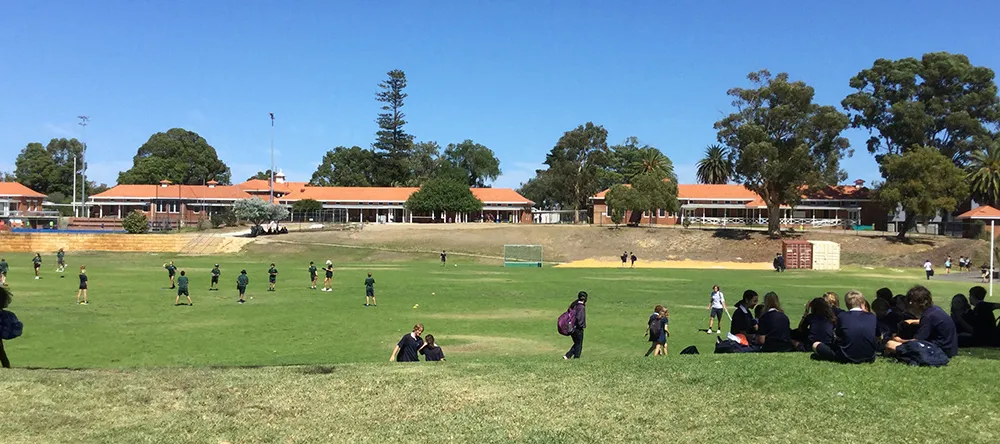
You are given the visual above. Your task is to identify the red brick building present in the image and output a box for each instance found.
[0,182,57,229]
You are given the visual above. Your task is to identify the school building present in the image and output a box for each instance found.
[0,181,58,229]
[589,181,888,230]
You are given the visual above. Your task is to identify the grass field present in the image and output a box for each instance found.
[2,247,1000,443]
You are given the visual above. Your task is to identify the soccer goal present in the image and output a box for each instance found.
[504,244,543,268]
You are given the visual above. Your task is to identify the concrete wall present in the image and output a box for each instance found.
[0,232,246,254]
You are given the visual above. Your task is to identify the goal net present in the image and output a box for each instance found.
[504,244,543,268]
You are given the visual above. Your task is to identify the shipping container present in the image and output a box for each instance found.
[808,240,841,270]
[781,240,813,269]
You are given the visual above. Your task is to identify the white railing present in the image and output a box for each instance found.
[685,216,857,227]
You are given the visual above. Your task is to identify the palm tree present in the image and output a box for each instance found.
[630,147,675,180]
[696,144,732,184]
[968,142,1000,207]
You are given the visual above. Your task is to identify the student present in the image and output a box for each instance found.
[56,248,66,273]
[389,324,424,362]
[923,259,933,280]
[968,286,1000,346]
[872,298,899,339]
[308,262,318,290]
[951,294,975,347]
[32,253,42,279]
[756,292,794,352]
[364,272,377,307]
[419,334,445,361]
[236,269,249,304]
[175,270,193,306]
[210,264,221,291]
[164,261,177,289]
[707,285,727,334]
[322,264,334,292]
[945,256,952,275]
[875,287,894,305]
[620,251,628,268]
[268,263,278,291]
[645,305,666,357]
[730,290,759,338]
[792,297,836,351]
[823,292,844,316]
[892,294,916,321]
[886,285,958,358]
[563,291,588,360]
[0,258,7,286]
[77,266,89,305]
[630,252,637,268]
[773,253,782,272]
[440,251,447,266]
[1,285,13,368]
[812,290,877,364]
[753,304,764,320]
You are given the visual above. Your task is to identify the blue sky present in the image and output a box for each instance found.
[2,1,999,189]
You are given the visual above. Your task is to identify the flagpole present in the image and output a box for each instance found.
[269,112,274,204]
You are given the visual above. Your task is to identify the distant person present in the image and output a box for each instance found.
[968,286,1000,346]
[175,270,192,306]
[56,248,66,274]
[563,291,588,360]
[630,252,637,268]
[756,292,794,352]
[237,269,249,304]
[824,292,844,316]
[440,251,447,266]
[1,285,20,368]
[419,334,445,361]
[645,305,667,357]
[812,290,877,364]
[950,293,975,347]
[945,256,952,275]
[267,263,278,291]
[364,272,377,307]
[792,297,836,352]
[322,263,334,292]
[885,285,958,358]
[621,251,628,268]
[32,253,42,279]
[730,290,759,338]
[210,264,221,291]
[308,262,318,290]
[0,258,8,286]
[773,253,785,272]
[76,266,89,305]
[390,323,424,362]
[706,285,727,334]
[163,261,178,289]
[923,259,933,280]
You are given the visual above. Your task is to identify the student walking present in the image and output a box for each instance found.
[56,248,66,274]
[322,263,334,292]
[563,291,588,360]
[308,262,318,290]
[440,251,447,266]
[364,272,377,307]
[645,305,669,356]
[77,266,89,305]
[0,258,8,286]
[164,261,178,289]
[419,334,445,361]
[620,251,628,268]
[268,263,278,291]
[923,259,934,280]
[1,285,18,368]
[32,253,42,279]
[707,285,727,334]
[175,270,192,306]
[390,324,424,362]
[945,256,952,275]
[237,270,249,304]
[630,252,637,268]
[210,264,221,291]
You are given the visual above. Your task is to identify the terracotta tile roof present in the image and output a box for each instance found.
[958,205,1000,220]
[471,188,533,204]
[0,182,46,198]
[90,184,252,200]
[594,183,871,203]
[237,179,292,194]
[280,186,533,205]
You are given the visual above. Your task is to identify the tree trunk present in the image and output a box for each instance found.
[767,203,781,238]
[897,212,915,239]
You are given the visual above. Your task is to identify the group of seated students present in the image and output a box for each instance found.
[723,284,978,364]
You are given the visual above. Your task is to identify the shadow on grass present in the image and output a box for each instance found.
[711,230,753,241]
[880,236,936,247]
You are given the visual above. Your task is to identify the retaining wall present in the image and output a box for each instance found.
[0,232,251,254]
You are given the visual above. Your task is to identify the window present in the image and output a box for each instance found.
[156,201,179,213]
[658,208,666,217]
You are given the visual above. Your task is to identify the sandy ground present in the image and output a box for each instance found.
[555,258,772,270]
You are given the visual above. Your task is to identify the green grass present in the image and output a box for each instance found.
[2,249,1000,443]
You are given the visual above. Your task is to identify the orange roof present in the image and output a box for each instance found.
[471,188,533,204]
[593,183,870,203]
[958,205,1000,220]
[280,186,533,204]
[238,179,292,194]
[0,182,46,198]
[91,184,252,200]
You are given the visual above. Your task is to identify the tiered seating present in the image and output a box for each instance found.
[67,218,124,231]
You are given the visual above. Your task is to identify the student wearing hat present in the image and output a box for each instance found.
[210,264,221,291]
[236,270,249,304]
[563,291,588,360]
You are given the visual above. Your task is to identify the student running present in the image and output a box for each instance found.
[322,263,334,292]
[419,334,445,361]
[0,258,8,286]
[56,248,66,274]
[163,261,178,289]
[308,262,318,290]
[364,272,376,307]
[210,264,221,291]
[707,285,727,334]
[175,270,192,306]
[268,263,278,291]
[390,323,424,362]
[236,269,249,303]
[77,266,89,305]
[32,253,42,279]
[923,259,933,280]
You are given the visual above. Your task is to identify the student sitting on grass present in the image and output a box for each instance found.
[871,298,898,340]
[419,334,445,361]
[812,290,877,364]
[791,297,836,352]
[753,304,764,320]
[968,285,1000,347]
[885,285,959,359]
[875,287,894,305]
[824,292,844,316]
[730,290,759,338]
[950,294,975,348]
[756,292,794,352]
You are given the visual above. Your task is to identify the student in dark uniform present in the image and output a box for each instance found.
[364,272,376,307]
[620,251,628,268]
[440,251,447,266]
[1,285,12,368]
[175,270,192,306]
[236,270,249,304]
[823,292,844,316]
[645,305,666,357]
[163,261,177,289]
[968,286,1000,346]
[0,258,8,286]
[730,290,759,338]
[419,334,445,361]
[630,252,637,268]
[76,265,89,305]
[812,290,877,363]
[210,264,221,291]
[323,263,334,292]
[268,263,278,291]
[563,291,588,360]
[792,297,835,351]
[32,253,42,280]
[886,285,958,358]
[390,324,424,362]
[56,248,66,274]
[871,298,899,340]
[756,292,793,352]
[308,262,318,290]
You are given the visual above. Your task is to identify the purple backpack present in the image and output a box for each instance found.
[557,310,576,336]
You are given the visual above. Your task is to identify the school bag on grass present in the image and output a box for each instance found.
[894,340,949,367]
[0,310,23,340]
[557,310,576,336]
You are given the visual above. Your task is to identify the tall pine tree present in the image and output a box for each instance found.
[373,69,416,186]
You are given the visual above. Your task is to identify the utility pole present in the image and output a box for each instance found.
[72,156,77,217]
[269,112,275,203]
[77,116,89,217]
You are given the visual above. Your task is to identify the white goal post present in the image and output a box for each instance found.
[504,244,543,268]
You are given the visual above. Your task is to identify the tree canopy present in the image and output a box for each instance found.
[968,137,1000,208]
[540,122,610,222]
[442,140,502,187]
[232,198,289,228]
[248,170,274,181]
[291,199,323,213]
[715,70,851,237]
[117,128,231,185]
[404,178,483,214]
[696,144,732,184]
[373,69,416,186]
[13,138,106,198]
[309,146,377,187]
[876,146,968,236]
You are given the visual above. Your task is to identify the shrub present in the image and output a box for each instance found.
[122,210,150,234]
[210,213,225,228]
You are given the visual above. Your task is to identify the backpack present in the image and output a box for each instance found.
[557,310,576,336]
[680,345,699,355]
[0,310,23,340]
[648,317,662,337]
[895,340,950,367]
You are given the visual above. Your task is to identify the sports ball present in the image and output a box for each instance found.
[413,304,419,309]
[431,292,435,295]
[454,264,457,267]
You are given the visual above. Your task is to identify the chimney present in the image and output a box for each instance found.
[275,169,286,184]
[159,180,172,188]
[207,180,218,189]
[853,179,865,188]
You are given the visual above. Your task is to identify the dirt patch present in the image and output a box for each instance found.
[557,258,771,270]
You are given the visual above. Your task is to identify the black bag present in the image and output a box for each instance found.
[680,345,699,355]
[895,340,949,367]
[0,310,23,340]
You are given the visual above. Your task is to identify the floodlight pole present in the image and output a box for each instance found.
[78,116,89,217]
[269,112,275,204]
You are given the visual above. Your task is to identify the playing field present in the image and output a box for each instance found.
[2,247,1000,443]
